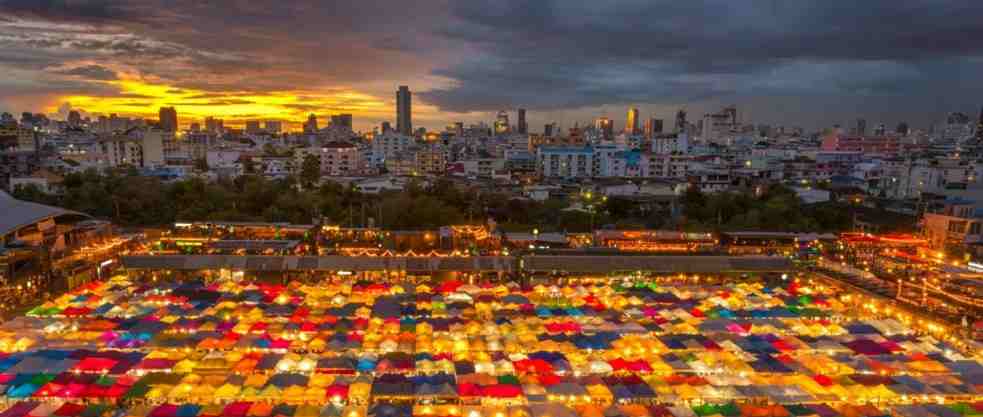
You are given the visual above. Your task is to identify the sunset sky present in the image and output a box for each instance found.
[1,0,983,132]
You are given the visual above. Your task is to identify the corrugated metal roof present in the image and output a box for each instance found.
[523,255,789,273]
[0,191,91,238]
[121,255,515,272]
[121,254,788,273]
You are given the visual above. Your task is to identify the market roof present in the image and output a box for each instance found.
[207,240,301,251]
[120,254,791,273]
[0,190,91,238]
[523,255,791,273]
[121,255,516,272]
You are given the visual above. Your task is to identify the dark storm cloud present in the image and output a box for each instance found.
[422,0,983,116]
[0,0,448,97]
[51,64,117,80]
[0,0,138,23]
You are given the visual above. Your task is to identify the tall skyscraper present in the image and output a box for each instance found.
[675,110,687,133]
[644,118,664,138]
[494,111,510,135]
[625,107,639,135]
[303,114,319,134]
[158,107,177,132]
[544,123,555,137]
[396,86,412,135]
[856,118,867,136]
[517,108,527,134]
[594,117,613,140]
[977,106,983,141]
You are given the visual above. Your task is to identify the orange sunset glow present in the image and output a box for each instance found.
[48,75,394,130]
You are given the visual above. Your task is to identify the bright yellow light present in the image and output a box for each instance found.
[50,74,389,130]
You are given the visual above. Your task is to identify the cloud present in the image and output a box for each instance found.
[2,0,983,130]
[51,64,118,80]
[422,0,983,128]
[0,0,138,24]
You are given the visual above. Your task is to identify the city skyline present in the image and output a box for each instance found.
[1,1,983,132]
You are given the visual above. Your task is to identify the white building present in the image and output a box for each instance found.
[537,146,594,179]
[320,141,360,176]
[141,129,173,168]
[642,154,691,179]
[688,170,732,193]
[701,106,737,143]
[97,136,143,168]
[651,133,689,155]
[206,150,241,169]
[370,132,415,166]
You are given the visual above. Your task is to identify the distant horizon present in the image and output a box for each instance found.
[4,100,981,136]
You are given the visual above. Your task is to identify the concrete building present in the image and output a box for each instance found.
[396,86,412,135]
[370,132,415,166]
[922,198,983,250]
[142,129,170,168]
[320,141,360,176]
[494,111,510,135]
[158,107,178,132]
[245,121,262,134]
[701,106,737,142]
[625,108,639,135]
[517,109,527,134]
[594,118,614,140]
[642,154,691,179]
[821,135,900,155]
[265,121,282,134]
[537,146,594,179]
[688,170,733,193]
[331,114,353,129]
[415,144,447,175]
[97,136,143,168]
[644,118,664,138]
[204,117,224,134]
[651,133,689,155]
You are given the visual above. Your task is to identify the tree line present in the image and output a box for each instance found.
[12,169,856,233]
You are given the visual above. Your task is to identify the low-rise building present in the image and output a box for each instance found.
[537,146,593,179]
[922,198,983,250]
[320,141,360,177]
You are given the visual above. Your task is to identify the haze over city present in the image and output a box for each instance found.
[2,0,983,131]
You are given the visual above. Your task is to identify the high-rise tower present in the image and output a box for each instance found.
[396,86,412,135]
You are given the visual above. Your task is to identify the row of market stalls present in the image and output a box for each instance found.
[0,400,982,417]
[1,399,981,417]
[0,276,978,416]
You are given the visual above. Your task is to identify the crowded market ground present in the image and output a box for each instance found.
[0,271,979,417]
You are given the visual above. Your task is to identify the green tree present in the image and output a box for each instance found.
[300,154,321,189]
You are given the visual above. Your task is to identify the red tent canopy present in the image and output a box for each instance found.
[482,384,522,398]
[53,403,85,417]
[73,357,118,373]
